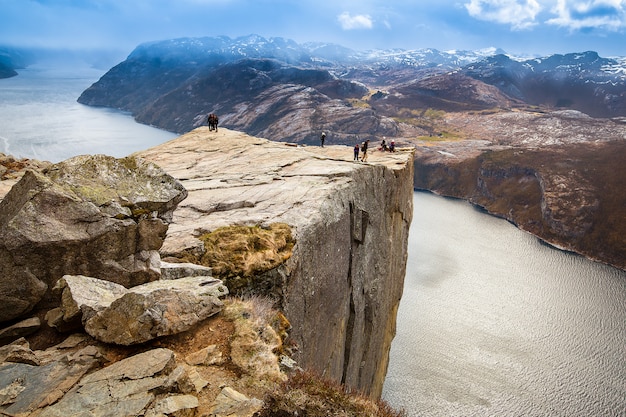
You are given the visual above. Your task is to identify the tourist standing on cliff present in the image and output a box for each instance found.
[361,140,369,162]
[353,143,360,161]
[207,113,218,132]
[320,132,326,147]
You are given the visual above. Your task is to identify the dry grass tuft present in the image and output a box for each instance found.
[222,296,291,389]
[198,223,294,279]
[255,369,407,417]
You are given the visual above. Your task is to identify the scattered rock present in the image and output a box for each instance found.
[208,386,263,417]
[36,348,178,417]
[0,338,39,365]
[0,344,102,415]
[145,394,199,417]
[185,345,223,366]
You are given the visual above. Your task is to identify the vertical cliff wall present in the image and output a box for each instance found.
[413,140,626,270]
[137,128,414,398]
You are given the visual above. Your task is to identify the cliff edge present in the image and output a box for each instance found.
[135,127,414,398]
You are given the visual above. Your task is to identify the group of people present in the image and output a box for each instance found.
[207,113,219,131]
[321,132,396,162]
[379,139,396,152]
[353,139,395,162]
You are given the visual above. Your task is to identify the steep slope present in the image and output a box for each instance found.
[130,58,399,144]
[410,110,626,270]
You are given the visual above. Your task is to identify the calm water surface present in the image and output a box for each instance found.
[0,65,176,162]
[383,192,626,417]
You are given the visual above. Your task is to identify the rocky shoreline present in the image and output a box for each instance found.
[406,110,626,271]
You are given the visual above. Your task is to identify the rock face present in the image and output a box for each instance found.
[0,154,187,323]
[411,111,626,270]
[137,127,415,397]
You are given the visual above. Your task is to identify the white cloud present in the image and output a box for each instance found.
[337,12,374,30]
[547,0,626,31]
[465,0,543,29]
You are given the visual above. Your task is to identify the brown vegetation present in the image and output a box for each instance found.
[256,369,407,417]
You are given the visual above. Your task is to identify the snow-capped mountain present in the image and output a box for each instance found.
[78,35,626,142]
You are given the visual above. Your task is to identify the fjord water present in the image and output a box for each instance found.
[0,65,176,162]
[382,192,626,417]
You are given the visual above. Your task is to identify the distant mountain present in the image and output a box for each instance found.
[462,51,626,117]
[0,46,34,79]
[77,35,626,143]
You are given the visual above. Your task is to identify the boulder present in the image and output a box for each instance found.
[51,274,228,345]
[0,154,187,323]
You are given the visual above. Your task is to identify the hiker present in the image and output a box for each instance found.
[380,139,388,152]
[320,132,326,147]
[208,113,219,131]
[361,140,369,162]
[389,140,395,152]
[353,143,360,161]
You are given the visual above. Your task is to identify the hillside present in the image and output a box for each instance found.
[76,35,626,143]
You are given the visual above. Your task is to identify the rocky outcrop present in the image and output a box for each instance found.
[0,297,297,417]
[136,127,415,397]
[0,154,187,322]
[0,127,412,415]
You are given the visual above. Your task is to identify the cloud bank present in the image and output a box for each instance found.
[464,0,626,31]
[337,12,374,30]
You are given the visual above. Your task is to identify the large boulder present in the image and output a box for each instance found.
[0,155,187,323]
[50,274,228,345]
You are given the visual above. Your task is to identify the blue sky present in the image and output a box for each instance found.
[1,0,626,58]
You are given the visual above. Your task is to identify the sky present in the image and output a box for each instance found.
[1,0,626,60]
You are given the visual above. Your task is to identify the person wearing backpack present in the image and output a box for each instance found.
[361,140,369,162]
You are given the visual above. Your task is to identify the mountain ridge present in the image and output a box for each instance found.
[76,34,626,144]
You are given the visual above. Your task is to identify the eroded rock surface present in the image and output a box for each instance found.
[137,127,415,397]
[0,154,187,322]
